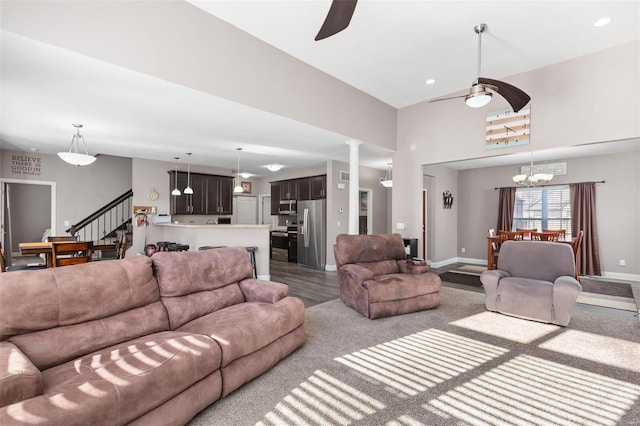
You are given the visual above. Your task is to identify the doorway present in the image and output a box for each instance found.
[235,196,258,224]
[358,189,373,235]
[1,179,56,265]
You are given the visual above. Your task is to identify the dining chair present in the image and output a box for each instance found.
[47,236,78,243]
[543,229,566,239]
[531,231,559,241]
[488,228,501,269]
[51,241,93,267]
[498,230,524,240]
[516,228,537,239]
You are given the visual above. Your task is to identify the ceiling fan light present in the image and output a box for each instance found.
[465,91,492,108]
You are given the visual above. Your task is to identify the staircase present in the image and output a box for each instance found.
[66,189,133,258]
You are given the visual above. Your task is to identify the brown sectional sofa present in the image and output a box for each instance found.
[0,247,305,425]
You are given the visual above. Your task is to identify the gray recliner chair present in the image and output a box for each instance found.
[480,240,582,326]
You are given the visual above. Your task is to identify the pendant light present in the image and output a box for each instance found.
[234,148,244,193]
[380,162,393,188]
[58,124,97,166]
[184,153,193,194]
[171,157,181,196]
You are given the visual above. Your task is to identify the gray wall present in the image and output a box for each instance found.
[426,150,639,277]
[1,149,132,237]
[7,183,51,251]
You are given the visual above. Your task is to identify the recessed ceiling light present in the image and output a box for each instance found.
[265,164,284,172]
[29,147,39,152]
[425,78,436,85]
[594,17,612,27]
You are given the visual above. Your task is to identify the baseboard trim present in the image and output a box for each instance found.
[257,274,271,281]
[428,257,486,269]
[600,272,640,282]
[325,264,337,272]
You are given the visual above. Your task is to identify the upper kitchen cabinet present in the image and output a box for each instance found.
[206,175,233,215]
[279,180,297,200]
[270,182,281,215]
[169,171,232,215]
[310,175,327,199]
[297,178,310,200]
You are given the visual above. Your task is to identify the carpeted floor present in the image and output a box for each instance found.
[189,286,640,426]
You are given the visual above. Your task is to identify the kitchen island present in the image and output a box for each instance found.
[149,223,271,280]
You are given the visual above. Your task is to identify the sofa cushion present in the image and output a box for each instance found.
[177,297,305,367]
[354,260,399,276]
[0,257,169,371]
[363,273,441,303]
[0,331,222,426]
[153,247,253,330]
[0,343,41,408]
[494,277,554,322]
[334,234,406,268]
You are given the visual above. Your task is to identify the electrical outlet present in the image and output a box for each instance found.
[619,259,626,266]
[397,222,405,230]
[461,248,466,253]
[64,220,70,227]
[337,221,340,227]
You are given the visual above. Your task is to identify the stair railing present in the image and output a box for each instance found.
[66,189,133,243]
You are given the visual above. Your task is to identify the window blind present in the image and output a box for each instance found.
[513,185,571,237]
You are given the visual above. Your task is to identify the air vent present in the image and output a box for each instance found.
[340,171,350,181]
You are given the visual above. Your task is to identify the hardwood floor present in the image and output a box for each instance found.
[269,260,340,307]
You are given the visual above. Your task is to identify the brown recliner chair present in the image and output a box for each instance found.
[333,233,441,319]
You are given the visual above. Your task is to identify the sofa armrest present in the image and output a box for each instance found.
[552,276,583,326]
[239,278,289,303]
[0,342,42,408]
[340,264,375,284]
[480,270,511,311]
[398,259,429,274]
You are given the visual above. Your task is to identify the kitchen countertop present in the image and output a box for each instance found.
[154,223,270,229]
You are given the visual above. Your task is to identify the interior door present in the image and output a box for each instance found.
[236,196,257,224]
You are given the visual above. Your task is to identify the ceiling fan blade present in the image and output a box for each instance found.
[428,94,467,103]
[315,0,357,41]
[478,77,531,112]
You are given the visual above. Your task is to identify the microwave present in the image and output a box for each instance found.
[278,199,297,215]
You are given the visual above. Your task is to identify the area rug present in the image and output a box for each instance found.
[440,271,634,298]
[189,286,640,426]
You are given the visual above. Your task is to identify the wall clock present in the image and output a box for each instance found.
[486,107,530,150]
[147,189,159,201]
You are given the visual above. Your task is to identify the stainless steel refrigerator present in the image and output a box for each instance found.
[297,199,326,269]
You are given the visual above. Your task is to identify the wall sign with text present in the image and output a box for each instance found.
[11,154,42,176]
[486,107,530,150]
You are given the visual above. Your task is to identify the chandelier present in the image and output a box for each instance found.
[513,152,553,187]
[58,124,97,166]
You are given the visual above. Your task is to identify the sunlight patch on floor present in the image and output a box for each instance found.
[426,354,640,426]
[256,370,385,426]
[334,329,509,397]
[450,311,560,343]
[539,329,640,372]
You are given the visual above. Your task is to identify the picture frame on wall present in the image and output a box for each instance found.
[241,181,252,193]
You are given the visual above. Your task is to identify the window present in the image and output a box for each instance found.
[513,185,571,237]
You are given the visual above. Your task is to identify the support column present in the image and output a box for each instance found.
[346,140,362,234]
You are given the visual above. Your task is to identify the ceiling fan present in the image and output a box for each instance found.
[315,0,358,41]
[430,24,531,113]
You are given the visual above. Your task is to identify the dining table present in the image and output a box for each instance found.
[18,241,54,268]
[486,234,577,270]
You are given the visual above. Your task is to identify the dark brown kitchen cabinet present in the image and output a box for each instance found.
[297,178,310,200]
[280,180,297,200]
[169,171,232,215]
[310,175,326,199]
[206,176,233,215]
[270,182,281,215]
